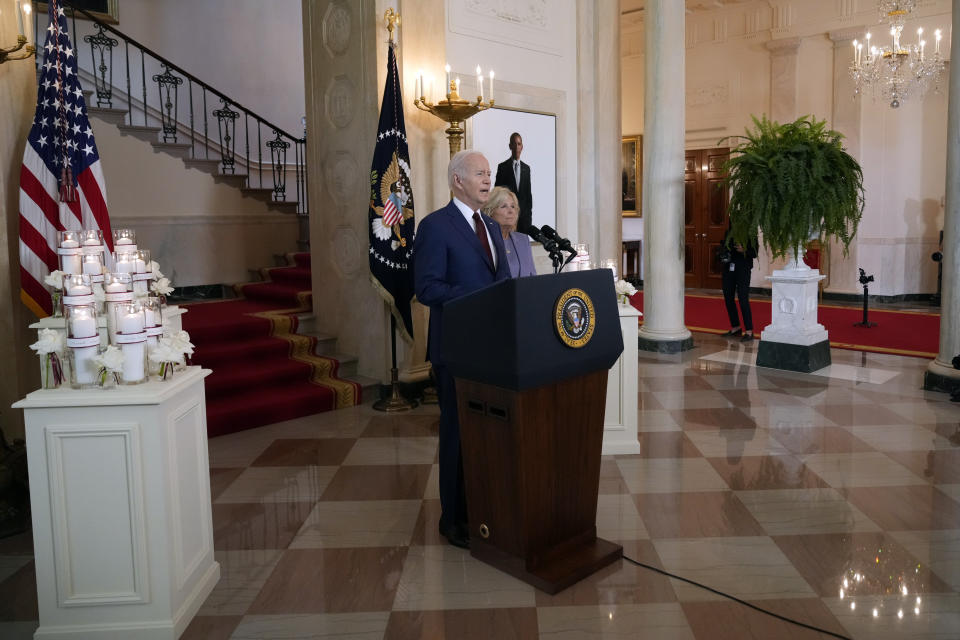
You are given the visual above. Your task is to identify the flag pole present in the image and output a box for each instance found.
[374,313,418,412]
[373,8,416,412]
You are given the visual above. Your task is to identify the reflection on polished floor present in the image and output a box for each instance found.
[1,334,959,639]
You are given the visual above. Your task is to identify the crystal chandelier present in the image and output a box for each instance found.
[850,0,946,108]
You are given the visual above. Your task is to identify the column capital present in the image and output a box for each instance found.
[765,36,801,55]
[828,26,867,45]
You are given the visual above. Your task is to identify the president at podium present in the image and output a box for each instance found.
[412,149,509,550]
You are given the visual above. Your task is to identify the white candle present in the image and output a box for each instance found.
[116,237,133,245]
[917,27,923,48]
[16,1,24,37]
[455,76,460,96]
[70,315,97,339]
[61,255,81,275]
[445,64,451,96]
[144,307,157,327]
[936,30,941,55]
[121,343,146,382]
[69,315,98,385]
[73,345,99,384]
[116,259,136,274]
[476,65,483,100]
[105,282,126,293]
[67,283,91,296]
[920,40,925,61]
[135,258,147,273]
[120,311,145,334]
[60,239,79,248]
[82,238,100,246]
[489,70,494,101]
[82,260,101,275]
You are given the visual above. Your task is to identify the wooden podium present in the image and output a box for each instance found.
[442,270,624,593]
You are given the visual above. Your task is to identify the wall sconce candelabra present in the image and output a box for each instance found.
[850,0,946,108]
[1,0,35,64]
[414,64,495,157]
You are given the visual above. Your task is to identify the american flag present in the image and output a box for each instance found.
[19,0,112,318]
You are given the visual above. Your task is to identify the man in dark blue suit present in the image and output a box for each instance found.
[413,150,510,549]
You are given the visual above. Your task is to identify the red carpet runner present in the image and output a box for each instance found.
[182,253,361,437]
[630,292,940,358]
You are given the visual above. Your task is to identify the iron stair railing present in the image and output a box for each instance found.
[35,1,308,217]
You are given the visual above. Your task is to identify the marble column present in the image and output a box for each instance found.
[765,37,801,124]
[576,1,622,266]
[395,0,448,388]
[924,0,960,395]
[826,27,866,295]
[303,1,389,380]
[637,0,692,352]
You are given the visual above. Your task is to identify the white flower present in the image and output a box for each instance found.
[93,286,106,304]
[30,328,65,355]
[93,345,124,372]
[614,279,637,297]
[372,217,392,241]
[150,277,174,296]
[148,342,179,365]
[166,330,195,357]
[44,270,67,289]
[149,261,164,280]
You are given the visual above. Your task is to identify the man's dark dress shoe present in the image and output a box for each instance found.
[439,521,470,549]
[741,333,754,342]
[721,328,742,337]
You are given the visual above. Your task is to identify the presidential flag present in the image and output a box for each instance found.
[368,41,415,341]
[20,0,113,318]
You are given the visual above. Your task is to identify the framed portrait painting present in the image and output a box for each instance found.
[622,135,642,217]
[470,106,557,232]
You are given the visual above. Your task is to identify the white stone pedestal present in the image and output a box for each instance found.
[757,263,831,372]
[603,304,641,455]
[12,367,219,639]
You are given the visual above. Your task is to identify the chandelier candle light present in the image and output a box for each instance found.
[850,0,946,108]
[414,63,495,157]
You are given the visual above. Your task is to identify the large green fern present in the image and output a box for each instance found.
[720,115,864,260]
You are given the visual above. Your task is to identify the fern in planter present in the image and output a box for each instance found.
[720,115,865,261]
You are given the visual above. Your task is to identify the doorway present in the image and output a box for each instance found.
[684,147,730,289]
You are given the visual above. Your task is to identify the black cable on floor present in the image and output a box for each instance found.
[621,554,852,640]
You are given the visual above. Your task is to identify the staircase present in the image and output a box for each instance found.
[56,3,378,431]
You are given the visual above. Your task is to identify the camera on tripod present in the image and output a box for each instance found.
[858,268,874,286]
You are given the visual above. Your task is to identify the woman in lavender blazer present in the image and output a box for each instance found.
[482,187,537,278]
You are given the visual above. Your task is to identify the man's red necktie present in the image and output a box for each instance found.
[472,211,494,266]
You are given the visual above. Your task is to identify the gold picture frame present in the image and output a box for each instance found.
[39,0,119,24]
[621,135,642,217]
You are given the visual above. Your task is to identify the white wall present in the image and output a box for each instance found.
[621,0,953,296]
[60,0,305,137]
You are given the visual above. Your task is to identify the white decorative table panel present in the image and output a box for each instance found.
[13,367,219,639]
[603,304,641,455]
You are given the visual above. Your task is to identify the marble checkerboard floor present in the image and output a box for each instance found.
[2,334,959,639]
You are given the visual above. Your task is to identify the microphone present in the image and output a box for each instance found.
[528,226,559,254]
[539,225,576,255]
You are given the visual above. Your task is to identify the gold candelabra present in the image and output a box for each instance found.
[414,77,494,157]
[0,34,35,64]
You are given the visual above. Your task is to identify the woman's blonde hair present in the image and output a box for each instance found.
[481,186,520,231]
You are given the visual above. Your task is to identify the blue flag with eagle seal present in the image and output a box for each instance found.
[368,41,415,343]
